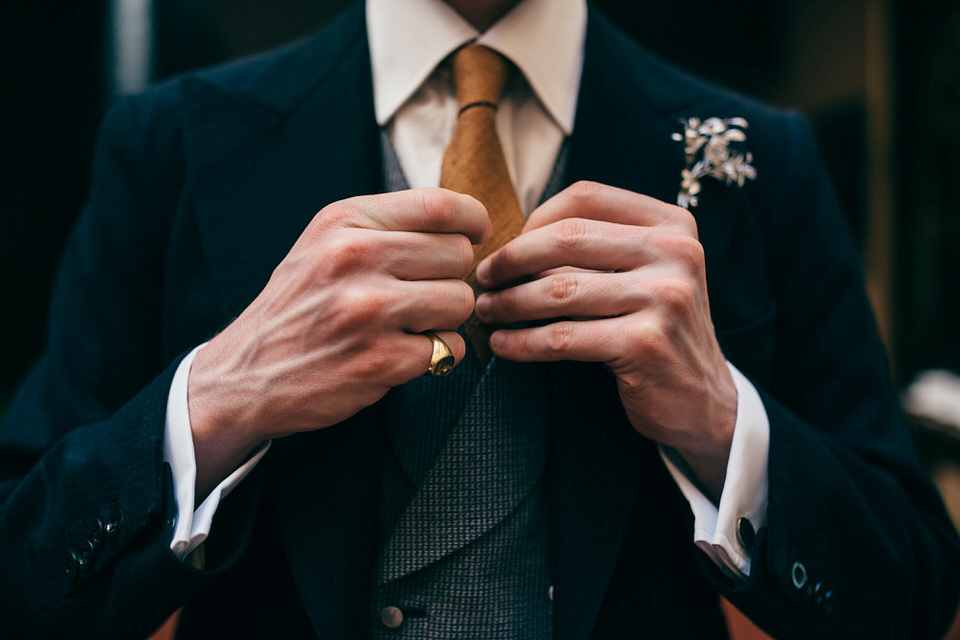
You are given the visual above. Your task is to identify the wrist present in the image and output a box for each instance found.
[187,341,266,500]
[672,373,738,502]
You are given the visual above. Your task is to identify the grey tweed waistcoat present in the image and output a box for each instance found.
[370,133,568,639]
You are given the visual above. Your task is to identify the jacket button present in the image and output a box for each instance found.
[104,510,122,538]
[88,518,105,549]
[380,606,404,628]
[68,548,91,578]
[76,542,94,569]
[791,562,807,590]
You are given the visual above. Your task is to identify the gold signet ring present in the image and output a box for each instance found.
[424,331,456,377]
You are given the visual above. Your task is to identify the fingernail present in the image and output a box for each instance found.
[475,294,489,319]
[476,259,491,286]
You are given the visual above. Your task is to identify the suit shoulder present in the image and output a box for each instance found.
[587,7,796,133]
[190,2,366,109]
[113,0,365,127]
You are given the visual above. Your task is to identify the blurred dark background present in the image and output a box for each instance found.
[2,0,959,400]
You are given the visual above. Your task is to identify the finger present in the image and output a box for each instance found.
[476,271,655,325]
[478,218,666,287]
[430,331,466,363]
[389,278,477,333]
[322,188,492,244]
[538,266,606,278]
[479,218,706,291]
[387,330,468,382]
[524,181,696,237]
[421,330,467,371]
[328,228,475,281]
[489,317,626,363]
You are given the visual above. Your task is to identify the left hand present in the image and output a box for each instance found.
[475,181,737,498]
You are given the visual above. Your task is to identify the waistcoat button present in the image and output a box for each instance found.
[380,606,404,628]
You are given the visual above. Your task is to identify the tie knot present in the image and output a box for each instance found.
[448,44,511,113]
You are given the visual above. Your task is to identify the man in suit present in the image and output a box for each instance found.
[1,0,959,637]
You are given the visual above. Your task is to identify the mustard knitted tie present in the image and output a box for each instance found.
[439,44,524,365]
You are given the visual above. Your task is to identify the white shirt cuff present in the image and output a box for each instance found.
[163,344,271,561]
[660,361,769,580]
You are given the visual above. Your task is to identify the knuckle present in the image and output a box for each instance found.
[566,180,604,205]
[650,232,705,271]
[302,208,341,245]
[544,322,575,355]
[623,320,664,357]
[353,346,389,379]
[338,286,386,326]
[656,278,696,313]
[323,233,372,275]
[686,238,706,268]
[318,198,363,228]
[554,217,589,252]
[670,234,705,269]
[417,189,453,229]
[377,342,417,384]
[546,273,578,305]
[310,202,338,228]
[671,205,699,238]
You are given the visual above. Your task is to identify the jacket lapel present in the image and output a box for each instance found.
[565,5,743,300]
[547,361,649,640]
[564,12,683,207]
[180,3,382,323]
[270,410,383,639]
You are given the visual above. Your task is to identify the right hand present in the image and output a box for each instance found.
[187,188,491,493]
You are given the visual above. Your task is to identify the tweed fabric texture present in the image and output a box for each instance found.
[378,343,483,541]
[371,476,553,639]
[374,358,552,639]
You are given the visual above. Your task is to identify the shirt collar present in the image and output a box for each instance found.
[367,0,586,134]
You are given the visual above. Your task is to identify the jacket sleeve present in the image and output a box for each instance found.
[0,92,260,639]
[707,112,960,639]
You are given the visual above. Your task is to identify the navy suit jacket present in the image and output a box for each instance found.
[2,4,958,639]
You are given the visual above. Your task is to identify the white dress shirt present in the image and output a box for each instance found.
[164,0,769,579]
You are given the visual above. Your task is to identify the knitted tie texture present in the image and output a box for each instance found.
[439,44,524,366]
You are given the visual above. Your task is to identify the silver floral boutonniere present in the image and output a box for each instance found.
[672,117,757,209]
